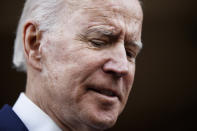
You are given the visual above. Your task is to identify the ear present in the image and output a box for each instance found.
[23,22,42,71]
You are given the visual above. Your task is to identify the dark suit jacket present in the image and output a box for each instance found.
[0,104,28,131]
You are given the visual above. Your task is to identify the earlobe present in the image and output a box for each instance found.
[23,22,42,71]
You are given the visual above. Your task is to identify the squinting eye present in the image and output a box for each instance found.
[90,39,107,48]
[126,51,133,58]
[126,50,136,61]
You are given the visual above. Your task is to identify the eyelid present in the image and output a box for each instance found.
[126,50,136,58]
[90,39,108,48]
[125,48,137,62]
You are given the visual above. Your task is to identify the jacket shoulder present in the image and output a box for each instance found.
[0,104,28,131]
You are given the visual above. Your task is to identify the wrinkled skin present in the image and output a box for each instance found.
[25,0,143,130]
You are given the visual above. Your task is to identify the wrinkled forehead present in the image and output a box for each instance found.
[64,0,143,28]
[63,0,143,45]
[72,0,143,34]
[82,0,143,20]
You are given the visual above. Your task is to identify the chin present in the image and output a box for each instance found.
[87,117,117,130]
[81,108,119,130]
[93,117,117,130]
[75,84,123,130]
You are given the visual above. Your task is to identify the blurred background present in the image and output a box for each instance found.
[0,0,196,130]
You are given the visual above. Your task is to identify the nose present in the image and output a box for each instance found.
[102,44,129,78]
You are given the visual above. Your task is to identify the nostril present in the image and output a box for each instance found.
[105,71,120,77]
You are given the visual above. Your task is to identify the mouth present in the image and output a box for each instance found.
[87,85,121,100]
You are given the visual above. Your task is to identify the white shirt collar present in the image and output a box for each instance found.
[13,93,62,131]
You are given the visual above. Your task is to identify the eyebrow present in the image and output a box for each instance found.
[77,26,143,50]
[75,26,121,43]
[85,27,121,38]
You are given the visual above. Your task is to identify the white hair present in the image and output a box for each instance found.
[13,0,70,72]
[13,0,142,72]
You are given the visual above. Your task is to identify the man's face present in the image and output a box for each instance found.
[39,0,143,130]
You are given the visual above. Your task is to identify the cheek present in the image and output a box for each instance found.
[41,42,104,95]
[122,65,135,103]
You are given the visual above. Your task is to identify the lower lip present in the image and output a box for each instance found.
[88,90,119,102]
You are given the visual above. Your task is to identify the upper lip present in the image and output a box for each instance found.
[87,84,122,101]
